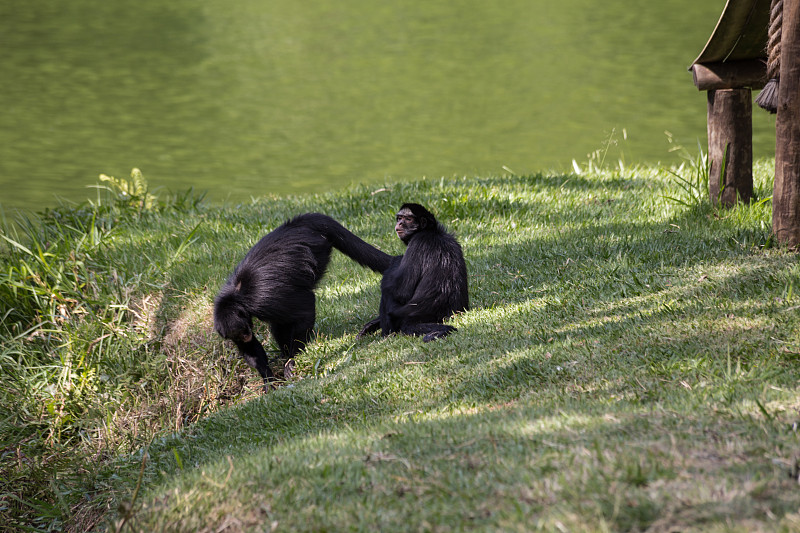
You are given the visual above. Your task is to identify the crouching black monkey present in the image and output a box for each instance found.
[214,213,391,390]
[358,203,469,342]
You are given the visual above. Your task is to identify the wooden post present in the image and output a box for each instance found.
[707,88,753,207]
[692,60,767,91]
[774,0,800,248]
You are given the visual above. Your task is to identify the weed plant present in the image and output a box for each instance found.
[662,140,711,209]
[1,160,799,531]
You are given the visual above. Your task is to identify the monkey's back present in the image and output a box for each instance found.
[226,215,334,320]
[380,227,468,329]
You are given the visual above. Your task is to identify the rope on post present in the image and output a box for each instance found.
[756,0,783,112]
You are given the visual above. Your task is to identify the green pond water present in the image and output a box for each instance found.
[0,0,777,212]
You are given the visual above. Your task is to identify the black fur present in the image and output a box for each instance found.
[359,203,469,342]
[214,213,391,389]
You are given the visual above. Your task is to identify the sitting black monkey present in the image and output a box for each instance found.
[359,203,469,342]
[214,213,391,390]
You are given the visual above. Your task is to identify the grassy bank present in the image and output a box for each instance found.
[1,159,799,531]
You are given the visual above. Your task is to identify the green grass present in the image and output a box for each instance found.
[2,160,800,531]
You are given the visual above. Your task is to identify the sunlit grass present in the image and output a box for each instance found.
[2,159,800,531]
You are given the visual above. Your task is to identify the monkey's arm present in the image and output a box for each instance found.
[235,337,275,392]
[386,276,444,323]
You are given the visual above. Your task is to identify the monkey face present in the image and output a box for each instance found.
[229,324,253,343]
[214,304,253,343]
[395,207,419,244]
[229,309,254,343]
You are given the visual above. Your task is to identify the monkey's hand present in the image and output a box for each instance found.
[357,317,381,338]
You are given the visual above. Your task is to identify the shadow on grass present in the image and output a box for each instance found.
[105,170,800,529]
[117,357,800,531]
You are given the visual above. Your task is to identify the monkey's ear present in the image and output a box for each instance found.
[419,216,428,229]
[235,269,255,292]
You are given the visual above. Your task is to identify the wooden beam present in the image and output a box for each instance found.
[773,0,800,248]
[707,89,753,207]
[692,59,768,91]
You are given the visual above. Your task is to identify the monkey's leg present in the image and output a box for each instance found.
[271,297,316,359]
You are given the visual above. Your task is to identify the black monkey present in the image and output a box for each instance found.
[359,203,468,342]
[214,213,391,389]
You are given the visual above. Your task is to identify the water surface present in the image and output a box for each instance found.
[0,0,776,211]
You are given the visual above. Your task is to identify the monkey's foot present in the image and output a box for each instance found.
[283,358,297,380]
[422,325,457,342]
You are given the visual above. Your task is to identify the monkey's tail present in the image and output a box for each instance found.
[304,213,394,273]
